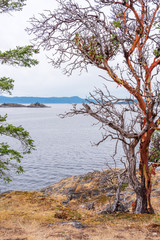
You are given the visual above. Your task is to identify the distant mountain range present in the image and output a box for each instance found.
[0,96,86,104]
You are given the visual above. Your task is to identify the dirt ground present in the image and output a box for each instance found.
[0,170,160,240]
[1,218,160,240]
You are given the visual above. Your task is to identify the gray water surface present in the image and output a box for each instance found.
[0,104,123,192]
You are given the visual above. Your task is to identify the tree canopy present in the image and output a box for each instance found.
[0,0,38,182]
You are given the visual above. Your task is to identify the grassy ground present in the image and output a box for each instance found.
[0,170,160,239]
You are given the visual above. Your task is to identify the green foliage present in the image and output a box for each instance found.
[112,20,122,28]
[73,33,104,65]
[0,1,38,183]
[0,115,35,183]
[0,0,26,13]
[149,131,160,163]
[0,120,35,182]
[0,124,35,153]
[0,46,39,67]
[0,143,23,182]
[0,77,14,94]
[111,33,119,51]
[73,30,120,64]
[121,183,128,191]
[0,108,35,184]
[156,23,160,29]
[153,49,160,58]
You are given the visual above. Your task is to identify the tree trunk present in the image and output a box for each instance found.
[134,171,154,214]
[127,135,154,214]
[135,131,154,214]
[134,184,154,214]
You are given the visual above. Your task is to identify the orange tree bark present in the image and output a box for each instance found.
[101,2,160,213]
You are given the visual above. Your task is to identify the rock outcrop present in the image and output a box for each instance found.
[0,102,49,108]
[27,102,48,108]
[41,169,160,214]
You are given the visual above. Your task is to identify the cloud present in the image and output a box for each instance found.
[0,0,128,98]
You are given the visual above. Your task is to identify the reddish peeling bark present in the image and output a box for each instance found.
[138,139,154,213]
[136,118,156,213]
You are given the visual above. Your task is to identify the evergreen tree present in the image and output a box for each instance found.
[0,0,38,182]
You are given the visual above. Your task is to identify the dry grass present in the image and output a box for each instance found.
[0,170,160,239]
[1,218,160,240]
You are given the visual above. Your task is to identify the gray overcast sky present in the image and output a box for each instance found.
[0,0,128,98]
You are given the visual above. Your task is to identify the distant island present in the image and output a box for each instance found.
[0,96,133,105]
[0,96,86,104]
[0,103,49,108]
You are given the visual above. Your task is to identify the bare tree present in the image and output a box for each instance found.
[62,87,160,213]
[28,0,160,213]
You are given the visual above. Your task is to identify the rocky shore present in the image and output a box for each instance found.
[41,169,160,214]
[41,169,132,212]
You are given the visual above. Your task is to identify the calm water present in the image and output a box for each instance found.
[0,104,124,193]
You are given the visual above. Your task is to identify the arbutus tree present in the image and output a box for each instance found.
[28,0,160,214]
